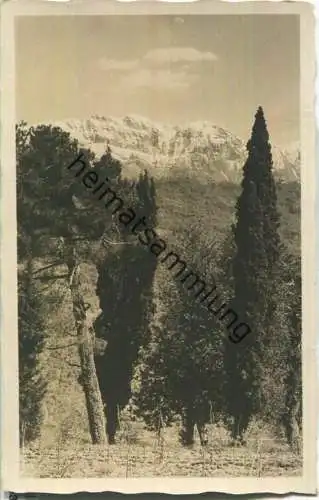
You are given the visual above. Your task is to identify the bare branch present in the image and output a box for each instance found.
[68,265,77,287]
[33,261,64,275]
[101,237,135,246]
[46,342,80,350]
[33,274,69,282]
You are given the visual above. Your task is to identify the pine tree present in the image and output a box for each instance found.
[224,107,281,442]
[17,124,107,444]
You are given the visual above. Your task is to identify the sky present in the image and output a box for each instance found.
[16,15,300,148]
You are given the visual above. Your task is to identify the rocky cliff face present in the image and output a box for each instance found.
[51,114,300,182]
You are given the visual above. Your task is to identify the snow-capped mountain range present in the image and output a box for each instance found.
[51,114,300,183]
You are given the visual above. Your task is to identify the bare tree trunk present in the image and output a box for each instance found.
[179,407,195,446]
[66,247,107,444]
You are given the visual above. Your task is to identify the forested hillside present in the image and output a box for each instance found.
[17,108,302,478]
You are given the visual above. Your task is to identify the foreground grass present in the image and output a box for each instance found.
[21,420,302,478]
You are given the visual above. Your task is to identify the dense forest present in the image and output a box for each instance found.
[17,107,302,477]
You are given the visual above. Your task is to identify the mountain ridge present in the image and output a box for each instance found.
[43,115,300,183]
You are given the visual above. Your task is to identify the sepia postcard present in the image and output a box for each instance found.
[1,0,317,495]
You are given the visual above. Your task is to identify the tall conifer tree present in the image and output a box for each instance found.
[224,106,281,442]
[94,170,158,444]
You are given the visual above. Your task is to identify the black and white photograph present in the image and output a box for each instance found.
[1,0,317,494]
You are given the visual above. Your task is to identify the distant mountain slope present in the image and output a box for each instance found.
[28,115,300,257]
[50,115,300,183]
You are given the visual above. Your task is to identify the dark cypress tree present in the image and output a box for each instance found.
[94,169,158,444]
[235,107,280,268]
[78,146,124,241]
[224,107,281,442]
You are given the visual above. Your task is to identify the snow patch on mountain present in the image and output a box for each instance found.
[49,115,300,182]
